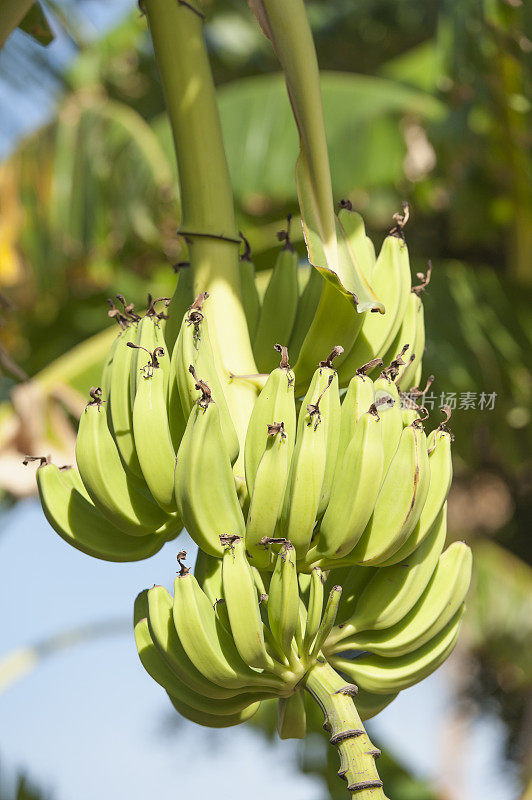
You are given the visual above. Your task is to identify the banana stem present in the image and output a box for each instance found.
[304,659,388,799]
[143,0,257,448]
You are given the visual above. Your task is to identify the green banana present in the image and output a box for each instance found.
[221,535,273,669]
[331,542,472,657]
[163,263,195,355]
[337,205,375,282]
[302,567,324,654]
[312,405,384,561]
[331,606,465,694]
[76,390,168,534]
[288,265,323,364]
[373,374,403,474]
[338,232,411,382]
[337,366,377,448]
[172,292,239,464]
[172,568,283,692]
[174,393,245,557]
[277,690,306,739]
[268,543,300,661]
[254,228,299,373]
[194,548,224,604]
[167,693,261,728]
[245,420,292,569]
[345,419,431,565]
[354,688,399,722]
[36,463,167,561]
[379,425,453,565]
[309,585,342,660]
[278,366,333,557]
[135,593,269,714]
[244,344,296,497]
[331,506,448,639]
[108,323,143,478]
[132,345,177,513]
[146,584,241,700]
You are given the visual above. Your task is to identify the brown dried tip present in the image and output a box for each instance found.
[259,536,289,548]
[22,455,49,467]
[338,199,353,211]
[239,232,252,262]
[176,550,189,576]
[88,386,105,408]
[127,343,163,370]
[319,345,344,369]
[219,534,241,547]
[274,344,291,370]
[187,291,209,328]
[146,295,171,320]
[189,365,213,409]
[307,374,334,429]
[267,421,286,439]
[107,299,129,329]
[116,294,141,321]
[437,404,455,439]
[276,214,294,252]
[368,402,380,419]
[409,374,435,398]
[389,201,410,238]
[356,357,383,376]
[412,260,433,296]
[381,344,409,381]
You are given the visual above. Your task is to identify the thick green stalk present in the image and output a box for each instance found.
[143,0,257,449]
[304,659,388,799]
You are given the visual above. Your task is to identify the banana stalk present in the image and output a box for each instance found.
[304,660,388,799]
[143,0,257,453]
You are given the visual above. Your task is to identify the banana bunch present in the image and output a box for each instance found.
[36,295,187,562]
[135,528,471,734]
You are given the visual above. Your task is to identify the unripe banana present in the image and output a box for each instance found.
[130,301,171,404]
[108,323,143,478]
[146,584,240,700]
[288,265,323,363]
[194,548,224,604]
[172,292,239,464]
[338,232,411,382]
[397,293,425,391]
[135,591,269,714]
[314,350,342,519]
[379,424,452,565]
[373,373,403,474]
[36,462,166,561]
[312,405,384,560]
[132,345,177,513]
[221,535,273,670]
[309,585,342,660]
[163,263,195,354]
[331,506,447,640]
[174,392,245,557]
[76,390,168,534]
[302,567,324,654]
[172,568,283,692]
[167,693,261,728]
[353,688,399,722]
[326,564,377,625]
[277,690,306,739]
[331,606,465,694]
[337,206,376,281]
[346,419,431,565]
[278,365,335,557]
[338,366,377,447]
[246,421,292,569]
[244,345,296,497]
[254,228,299,373]
[382,291,421,391]
[331,542,472,658]
[268,542,300,661]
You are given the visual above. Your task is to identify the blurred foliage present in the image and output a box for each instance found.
[0,0,531,797]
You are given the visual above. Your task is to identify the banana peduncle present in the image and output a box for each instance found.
[304,660,388,799]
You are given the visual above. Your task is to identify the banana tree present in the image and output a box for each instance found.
[24,1,473,797]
